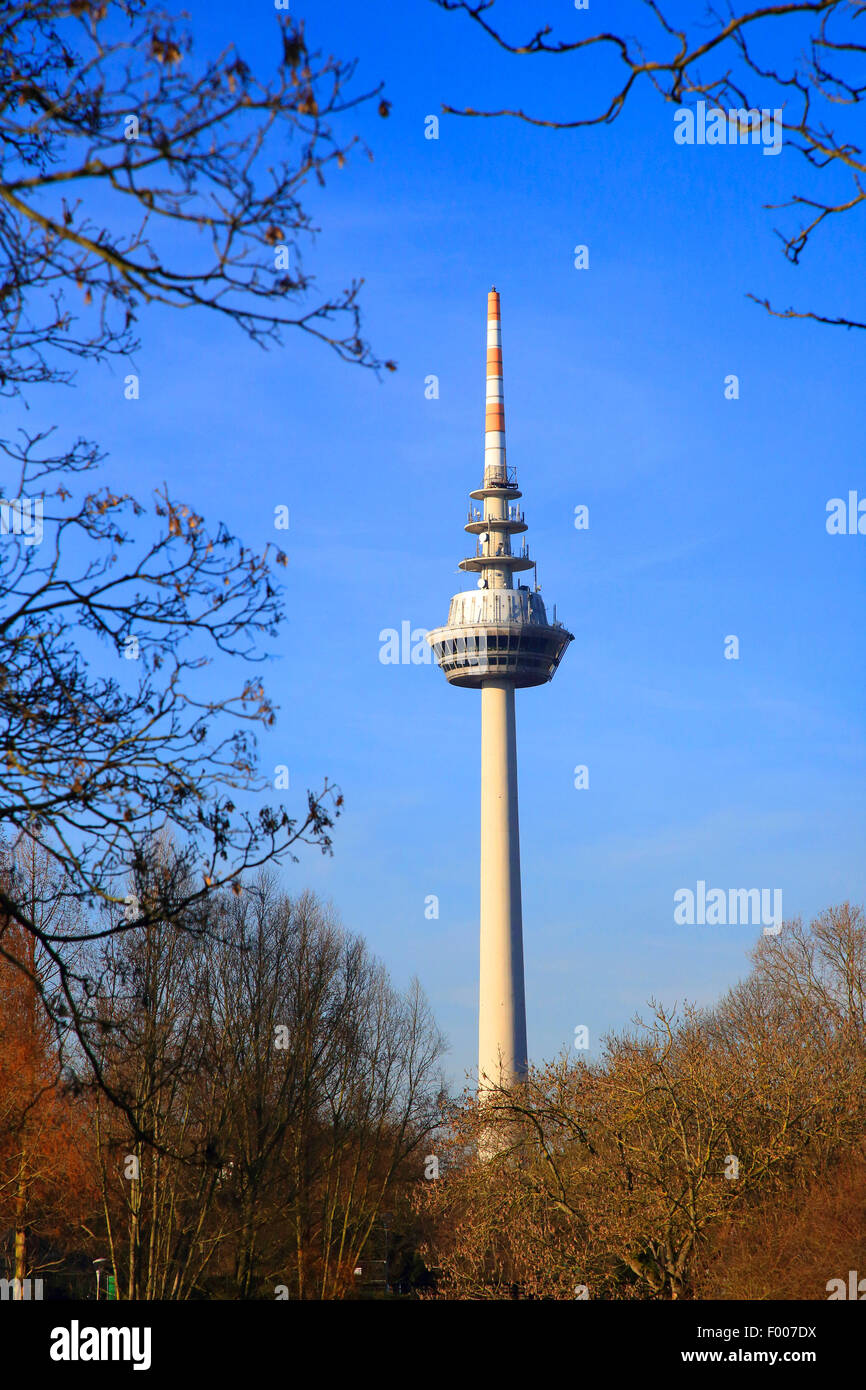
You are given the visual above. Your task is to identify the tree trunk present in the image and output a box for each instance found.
[13,1164,27,1298]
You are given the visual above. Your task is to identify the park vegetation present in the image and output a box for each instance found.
[2,863,862,1299]
[0,839,445,1298]
[413,902,866,1301]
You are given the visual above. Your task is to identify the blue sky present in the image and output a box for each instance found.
[20,0,866,1088]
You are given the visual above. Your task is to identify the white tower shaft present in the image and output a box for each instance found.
[479,679,527,1088]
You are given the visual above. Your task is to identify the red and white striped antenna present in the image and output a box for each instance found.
[485,287,506,486]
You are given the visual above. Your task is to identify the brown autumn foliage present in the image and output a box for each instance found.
[692,1153,866,1301]
[415,903,866,1300]
[0,846,97,1286]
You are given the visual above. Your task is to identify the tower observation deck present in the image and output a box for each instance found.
[427,289,573,1096]
[427,289,572,690]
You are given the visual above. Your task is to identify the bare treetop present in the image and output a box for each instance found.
[0,0,396,394]
[434,0,866,329]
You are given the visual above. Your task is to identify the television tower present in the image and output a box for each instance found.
[428,288,573,1092]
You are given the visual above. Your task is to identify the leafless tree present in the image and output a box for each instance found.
[0,0,397,1056]
[89,872,447,1299]
[0,0,394,391]
[417,903,866,1299]
[434,0,866,328]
